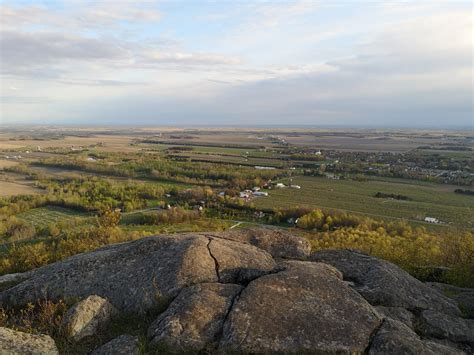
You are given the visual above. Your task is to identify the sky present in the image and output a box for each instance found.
[0,0,472,128]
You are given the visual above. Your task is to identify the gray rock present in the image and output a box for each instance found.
[426,282,474,319]
[0,327,59,355]
[417,310,474,345]
[0,234,275,313]
[0,272,30,291]
[368,319,464,355]
[209,228,311,258]
[375,306,414,329]
[220,261,382,353]
[149,283,242,351]
[207,236,276,283]
[63,295,117,341]
[91,334,139,355]
[311,249,461,315]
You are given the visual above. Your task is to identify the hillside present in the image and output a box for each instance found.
[0,229,472,354]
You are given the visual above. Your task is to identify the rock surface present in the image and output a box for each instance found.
[417,310,474,345]
[220,261,381,353]
[368,319,464,355]
[311,249,460,315]
[91,334,139,355]
[149,283,242,351]
[0,327,59,355]
[375,306,415,329]
[426,282,474,319]
[209,228,311,258]
[63,295,117,341]
[0,230,471,354]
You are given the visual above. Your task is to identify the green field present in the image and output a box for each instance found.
[254,176,474,227]
[17,206,91,228]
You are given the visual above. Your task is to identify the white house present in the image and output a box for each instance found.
[275,183,286,188]
[424,217,439,224]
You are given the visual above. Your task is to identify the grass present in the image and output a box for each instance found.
[16,206,91,228]
[254,176,474,228]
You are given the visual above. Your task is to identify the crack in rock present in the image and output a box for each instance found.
[206,238,221,282]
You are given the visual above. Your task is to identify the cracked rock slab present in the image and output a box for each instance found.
[0,327,59,355]
[0,234,276,314]
[219,260,382,353]
[148,283,242,351]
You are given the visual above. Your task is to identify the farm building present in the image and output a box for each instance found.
[424,217,439,224]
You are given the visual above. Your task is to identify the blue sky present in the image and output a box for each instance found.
[0,0,472,127]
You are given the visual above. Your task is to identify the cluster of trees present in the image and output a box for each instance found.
[454,189,474,196]
[136,208,200,225]
[33,177,166,212]
[34,154,281,188]
[296,209,360,231]
[289,153,325,161]
[374,192,411,201]
[307,223,473,287]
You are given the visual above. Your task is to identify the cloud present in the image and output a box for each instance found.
[0,30,126,72]
[0,2,161,31]
[141,52,242,66]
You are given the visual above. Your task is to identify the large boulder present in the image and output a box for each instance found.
[311,249,460,315]
[208,228,311,259]
[91,334,139,355]
[0,327,59,355]
[63,295,117,341]
[0,234,275,313]
[219,261,382,353]
[368,319,464,355]
[149,283,242,351]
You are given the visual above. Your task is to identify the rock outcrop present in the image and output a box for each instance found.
[0,327,59,355]
[0,233,275,313]
[219,260,381,353]
[63,295,118,341]
[0,229,471,354]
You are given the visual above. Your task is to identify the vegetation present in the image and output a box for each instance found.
[1,128,473,291]
[374,192,411,200]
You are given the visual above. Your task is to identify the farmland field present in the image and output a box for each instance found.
[16,206,91,228]
[0,180,43,196]
[253,176,474,227]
